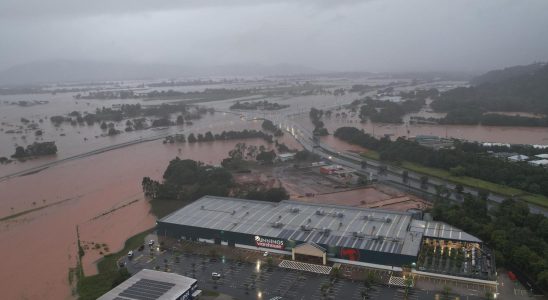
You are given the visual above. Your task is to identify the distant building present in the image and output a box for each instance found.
[98,269,200,300]
[490,152,518,159]
[507,154,529,162]
[410,135,453,150]
[277,152,296,162]
[529,159,548,167]
[482,142,510,148]
[319,165,343,175]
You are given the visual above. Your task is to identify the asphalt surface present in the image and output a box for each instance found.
[123,244,486,300]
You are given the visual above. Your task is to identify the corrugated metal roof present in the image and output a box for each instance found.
[409,220,482,243]
[160,196,481,257]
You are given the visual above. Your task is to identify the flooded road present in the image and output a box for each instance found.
[0,137,272,299]
[1,77,548,299]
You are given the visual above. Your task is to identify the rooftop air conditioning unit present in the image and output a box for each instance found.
[272,222,284,228]
[353,231,365,238]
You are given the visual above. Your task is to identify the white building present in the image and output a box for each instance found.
[98,269,200,300]
[278,152,296,162]
[507,155,529,162]
[529,159,548,167]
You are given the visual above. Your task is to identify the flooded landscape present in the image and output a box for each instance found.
[1,75,548,298]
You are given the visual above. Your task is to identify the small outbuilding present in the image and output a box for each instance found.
[507,154,529,162]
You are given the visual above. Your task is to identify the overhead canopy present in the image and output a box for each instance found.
[410,220,482,243]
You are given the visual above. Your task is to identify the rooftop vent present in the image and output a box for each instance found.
[271,222,284,228]
[353,231,365,238]
[374,235,385,241]
[300,225,312,231]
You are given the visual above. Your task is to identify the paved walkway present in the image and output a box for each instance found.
[389,275,413,287]
[278,260,332,274]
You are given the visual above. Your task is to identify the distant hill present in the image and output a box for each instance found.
[0,60,320,85]
[471,62,546,86]
[432,63,548,114]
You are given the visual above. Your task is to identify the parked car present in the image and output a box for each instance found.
[211,272,221,279]
[127,250,134,258]
[148,240,155,247]
[263,251,269,257]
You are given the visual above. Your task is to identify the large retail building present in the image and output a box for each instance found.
[157,196,482,268]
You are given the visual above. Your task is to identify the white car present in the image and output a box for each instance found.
[127,250,134,258]
[148,240,155,246]
[211,272,221,279]
[263,251,269,257]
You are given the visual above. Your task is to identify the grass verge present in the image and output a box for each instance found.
[360,151,548,208]
[76,229,153,300]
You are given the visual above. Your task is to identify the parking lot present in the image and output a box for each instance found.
[121,238,488,300]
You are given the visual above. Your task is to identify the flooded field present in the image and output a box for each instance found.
[296,185,430,212]
[292,112,548,146]
[1,77,547,299]
[0,137,272,299]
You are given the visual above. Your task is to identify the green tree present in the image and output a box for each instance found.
[256,150,276,164]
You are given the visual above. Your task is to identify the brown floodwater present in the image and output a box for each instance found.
[0,137,272,300]
[294,115,548,145]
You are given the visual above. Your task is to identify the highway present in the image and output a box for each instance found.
[281,118,548,216]
[235,103,547,216]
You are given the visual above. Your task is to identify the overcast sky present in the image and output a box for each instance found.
[1,0,547,73]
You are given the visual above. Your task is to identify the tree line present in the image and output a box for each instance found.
[261,120,283,137]
[310,107,329,136]
[163,130,274,144]
[12,141,57,158]
[230,100,289,111]
[141,157,289,203]
[429,64,548,126]
[334,127,548,197]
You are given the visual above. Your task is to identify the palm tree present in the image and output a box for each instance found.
[403,276,413,299]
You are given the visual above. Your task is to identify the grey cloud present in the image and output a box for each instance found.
[0,0,547,74]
